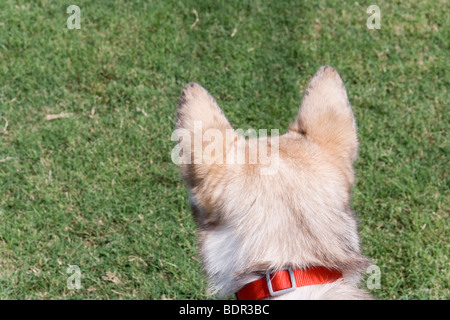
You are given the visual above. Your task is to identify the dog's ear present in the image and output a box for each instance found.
[176,83,232,134]
[175,83,235,188]
[290,66,358,163]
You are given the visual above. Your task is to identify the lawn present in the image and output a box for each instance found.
[0,0,448,299]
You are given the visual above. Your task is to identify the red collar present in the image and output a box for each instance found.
[235,267,343,300]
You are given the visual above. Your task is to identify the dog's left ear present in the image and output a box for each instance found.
[290,66,358,164]
[176,83,232,134]
[175,83,236,188]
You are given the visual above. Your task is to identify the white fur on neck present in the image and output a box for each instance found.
[201,226,370,299]
[201,226,254,296]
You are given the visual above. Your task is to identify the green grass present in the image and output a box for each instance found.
[0,0,448,299]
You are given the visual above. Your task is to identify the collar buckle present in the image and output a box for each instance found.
[266,268,297,297]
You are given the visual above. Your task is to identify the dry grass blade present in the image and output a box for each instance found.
[45,112,74,121]
[0,157,15,163]
[0,116,8,134]
[191,9,199,28]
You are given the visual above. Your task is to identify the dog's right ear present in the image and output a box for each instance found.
[290,66,358,164]
[174,83,235,188]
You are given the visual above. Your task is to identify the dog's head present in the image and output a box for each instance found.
[174,66,369,296]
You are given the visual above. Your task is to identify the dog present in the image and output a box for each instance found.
[174,66,373,299]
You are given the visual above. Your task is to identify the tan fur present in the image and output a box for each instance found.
[175,66,373,299]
